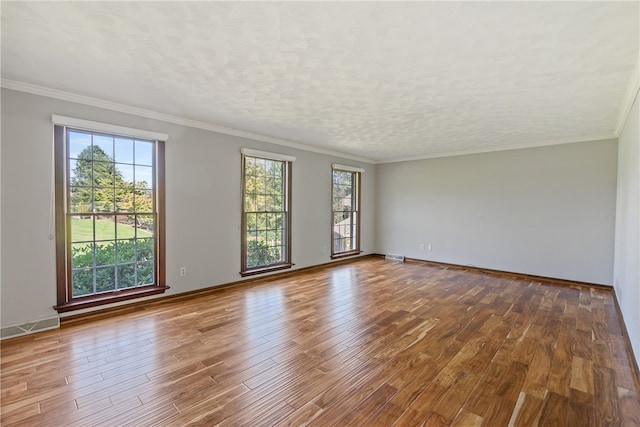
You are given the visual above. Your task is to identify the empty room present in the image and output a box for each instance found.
[1,1,639,426]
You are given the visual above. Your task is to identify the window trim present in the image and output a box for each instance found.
[331,165,362,259]
[240,151,293,276]
[52,115,169,141]
[53,124,168,313]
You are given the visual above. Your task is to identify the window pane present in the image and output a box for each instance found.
[117,239,136,263]
[136,214,155,237]
[71,243,94,269]
[93,162,115,188]
[245,156,255,174]
[137,238,155,262]
[247,246,264,268]
[94,188,115,212]
[270,161,282,177]
[95,216,116,241]
[136,262,154,286]
[247,213,256,233]
[256,158,267,177]
[70,187,93,213]
[256,175,266,195]
[116,215,137,239]
[255,190,265,212]
[70,216,93,243]
[117,163,134,184]
[93,135,114,159]
[135,165,153,189]
[245,191,256,212]
[116,187,135,212]
[135,190,153,212]
[135,140,154,166]
[270,195,282,211]
[72,269,94,297]
[117,263,136,289]
[115,137,134,164]
[96,266,116,292]
[68,131,92,159]
[95,241,115,266]
[69,159,92,187]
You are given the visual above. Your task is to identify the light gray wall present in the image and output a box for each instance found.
[375,140,618,285]
[0,86,629,349]
[0,88,375,326]
[614,93,640,367]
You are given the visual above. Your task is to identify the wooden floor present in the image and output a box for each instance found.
[2,257,639,426]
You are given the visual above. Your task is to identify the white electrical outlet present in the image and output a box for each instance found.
[180,267,187,277]
[420,243,425,251]
[427,244,432,251]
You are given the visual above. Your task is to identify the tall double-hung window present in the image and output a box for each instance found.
[53,116,168,312]
[331,164,363,258]
[241,149,294,276]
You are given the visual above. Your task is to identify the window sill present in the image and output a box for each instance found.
[331,250,363,260]
[54,285,170,313]
[240,263,294,277]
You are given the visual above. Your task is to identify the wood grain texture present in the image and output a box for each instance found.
[2,257,639,426]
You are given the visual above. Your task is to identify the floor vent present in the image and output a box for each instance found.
[1,317,60,340]
[385,254,405,262]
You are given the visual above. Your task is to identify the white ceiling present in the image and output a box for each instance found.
[1,2,638,163]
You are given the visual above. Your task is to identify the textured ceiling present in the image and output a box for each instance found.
[1,2,638,162]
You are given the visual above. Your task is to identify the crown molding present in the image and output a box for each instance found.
[615,58,640,136]
[378,134,617,164]
[0,79,374,164]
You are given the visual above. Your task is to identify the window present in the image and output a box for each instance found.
[241,149,294,276]
[332,164,362,258]
[53,117,168,312]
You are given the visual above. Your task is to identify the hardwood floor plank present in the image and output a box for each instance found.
[547,358,572,397]
[274,401,323,427]
[182,364,327,425]
[509,392,543,426]
[593,365,619,426]
[484,396,519,427]
[0,402,41,426]
[337,382,397,426]
[464,362,511,416]
[1,257,638,427]
[593,341,613,369]
[570,356,594,395]
[521,338,554,399]
[451,409,483,427]
[567,388,594,427]
[69,395,142,427]
[618,388,640,425]
[538,391,569,427]
[137,368,216,405]
[432,371,480,422]
[392,381,448,426]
